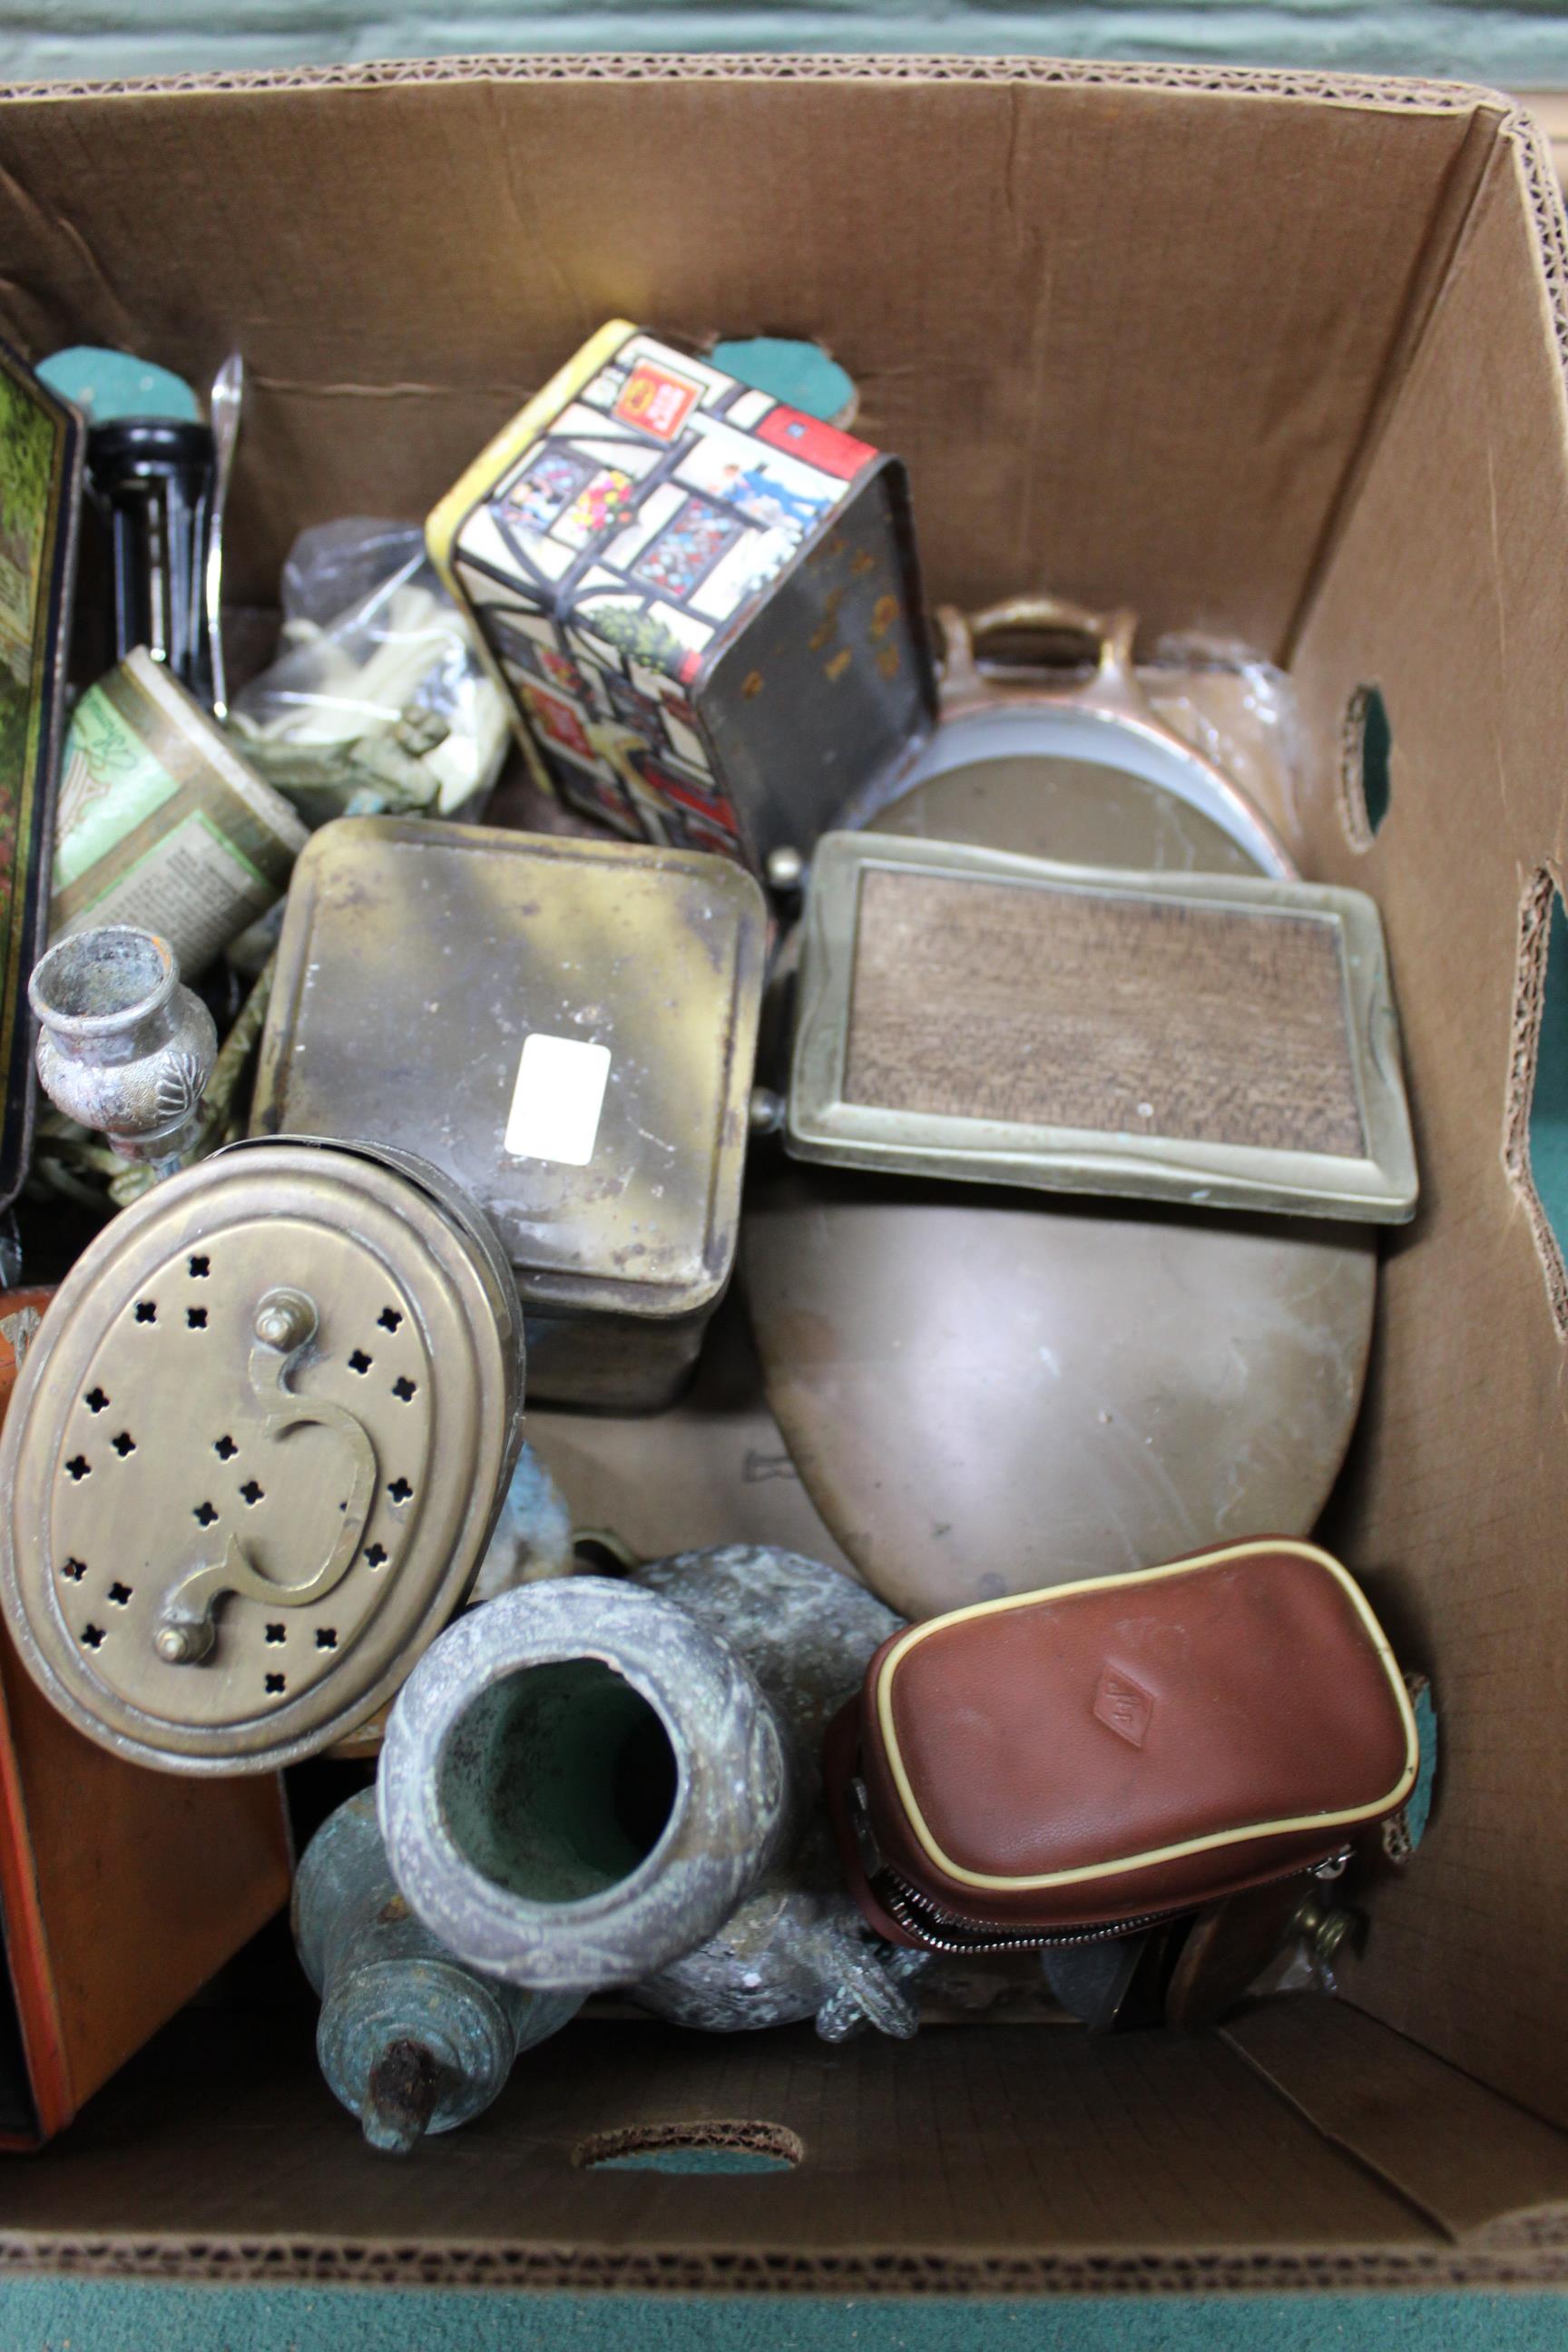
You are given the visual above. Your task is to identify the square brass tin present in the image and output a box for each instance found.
[252,818,767,1407]
[788,832,1417,1223]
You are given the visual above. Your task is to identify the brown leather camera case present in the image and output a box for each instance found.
[828,1539,1419,1949]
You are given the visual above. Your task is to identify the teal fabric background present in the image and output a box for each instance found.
[4,2284,1568,2351]
[4,1,1568,91]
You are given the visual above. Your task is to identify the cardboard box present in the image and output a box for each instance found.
[2,51,1568,2298]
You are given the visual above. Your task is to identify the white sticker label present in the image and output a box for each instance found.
[505,1034,612,1166]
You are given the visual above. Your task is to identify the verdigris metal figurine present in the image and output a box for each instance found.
[629,1546,929,2039]
[380,1546,927,2040]
[294,1788,579,2153]
[30,926,216,1177]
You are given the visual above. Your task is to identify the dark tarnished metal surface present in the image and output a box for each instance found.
[251,816,766,1409]
[294,1788,579,2151]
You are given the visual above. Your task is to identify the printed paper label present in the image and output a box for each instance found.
[505,1034,611,1165]
[58,811,273,976]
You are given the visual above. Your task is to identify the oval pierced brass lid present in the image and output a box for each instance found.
[0,1139,522,1772]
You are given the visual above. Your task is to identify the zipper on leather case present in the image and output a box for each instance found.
[849,1778,1353,1957]
[880,1867,1184,1955]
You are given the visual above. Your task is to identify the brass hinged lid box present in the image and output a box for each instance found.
[787,831,1417,1224]
[0,1137,522,1773]
[252,817,768,1409]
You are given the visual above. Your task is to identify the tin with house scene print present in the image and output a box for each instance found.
[0,339,81,1210]
[427,323,935,873]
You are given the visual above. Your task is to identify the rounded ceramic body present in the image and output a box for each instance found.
[31,926,217,1161]
[379,1576,793,1992]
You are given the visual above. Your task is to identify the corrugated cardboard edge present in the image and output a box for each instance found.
[0,54,1513,109]
[11,2008,1568,2293]
[1,2234,1568,2293]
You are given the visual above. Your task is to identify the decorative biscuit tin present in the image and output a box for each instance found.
[0,1137,523,1773]
[427,322,935,871]
[251,817,767,1409]
[788,831,1417,1223]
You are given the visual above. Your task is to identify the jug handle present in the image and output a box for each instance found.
[937,593,1142,718]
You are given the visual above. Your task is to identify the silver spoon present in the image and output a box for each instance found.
[205,352,243,720]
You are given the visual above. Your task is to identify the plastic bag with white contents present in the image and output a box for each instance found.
[228,519,511,828]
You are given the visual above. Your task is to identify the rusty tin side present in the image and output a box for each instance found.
[251,818,767,1410]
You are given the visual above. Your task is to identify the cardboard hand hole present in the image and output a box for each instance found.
[1505,867,1568,1335]
[708,337,858,429]
[1340,683,1393,848]
[575,2121,803,2174]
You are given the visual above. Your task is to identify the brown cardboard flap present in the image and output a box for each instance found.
[0,61,1495,641]
[1292,109,1568,2128]
[0,2009,1443,2292]
[1226,1999,1568,2248]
